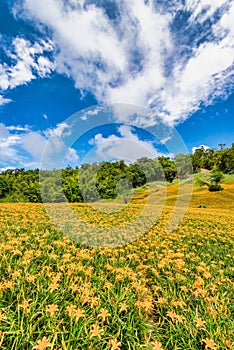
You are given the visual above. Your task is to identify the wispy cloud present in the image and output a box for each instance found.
[6,125,30,132]
[0,95,11,106]
[13,0,233,125]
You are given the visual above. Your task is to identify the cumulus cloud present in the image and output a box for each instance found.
[0,122,79,169]
[0,37,54,91]
[0,123,9,140]
[0,123,23,166]
[0,166,15,173]
[42,122,79,167]
[65,147,79,163]
[89,124,162,163]
[192,144,210,153]
[14,0,233,125]
[21,132,47,159]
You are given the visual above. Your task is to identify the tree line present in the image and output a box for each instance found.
[0,143,233,202]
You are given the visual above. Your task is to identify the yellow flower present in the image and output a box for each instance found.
[119,302,128,312]
[203,338,216,349]
[90,296,100,308]
[225,340,233,348]
[12,270,21,278]
[175,314,185,323]
[136,297,154,313]
[46,304,58,317]
[20,300,30,313]
[33,336,52,350]
[109,338,121,350]
[156,297,166,305]
[194,317,205,328]
[3,280,14,290]
[172,300,186,308]
[48,282,59,292]
[70,283,79,293]
[27,275,36,283]
[203,271,212,279]
[193,277,204,289]
[0,311,6,321]
[151,340,164,350]
[65,304,77,317]
[166,311,177,322]
[104,282,112,289]
[90,322,103,338]
[166,311,184,323]
[74,308,84,322]
[97,308,110,322]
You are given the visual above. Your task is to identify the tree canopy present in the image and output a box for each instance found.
[0,143,233,202]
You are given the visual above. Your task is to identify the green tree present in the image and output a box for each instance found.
[158,156,177,183]
[215,144,234,174]
[0,177,10,198]
[208,166,224,192]
[136,157,164,182]
[191,146,215,172]
[126,163,146,188]
[174,154,193,178]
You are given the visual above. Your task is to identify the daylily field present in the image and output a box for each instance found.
[0,181,233,349]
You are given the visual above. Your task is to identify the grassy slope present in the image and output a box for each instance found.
[132,173,234,209]
[0,178,233,349]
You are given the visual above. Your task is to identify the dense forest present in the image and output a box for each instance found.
[0,144,233,202]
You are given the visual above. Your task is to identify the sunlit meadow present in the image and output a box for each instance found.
[0,181,233,349]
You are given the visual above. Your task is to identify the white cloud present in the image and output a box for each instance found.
[41,125,79,168]
[0,122,78,169]
[65,147,79,163]
[186,0,229,23]
[219,2,234,36]
[85,108,101,116]
[0,123,23,166]
[16,0,234,125]
[154,43,233,124]
[0,166,16,173]
[0,123,10,141]
[80,114,87,121]
[0,95,11,106]
[33,122,79,167]
[160,136,172,145]
[192,144,210,153]
[81,107,103,120]
[0,37,54,91]
[89,124,162,163]
[7,125,30,132]
[106,0,171,106]
[21,131,47,159]
[45,122,72,138]
[36,56,54,77]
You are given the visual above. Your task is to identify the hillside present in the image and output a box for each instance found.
[0,177,233,349]
[131,176,234,211]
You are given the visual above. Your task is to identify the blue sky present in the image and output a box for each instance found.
[0,0,233,170]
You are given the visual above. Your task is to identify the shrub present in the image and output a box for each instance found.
[208,183,223,192]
